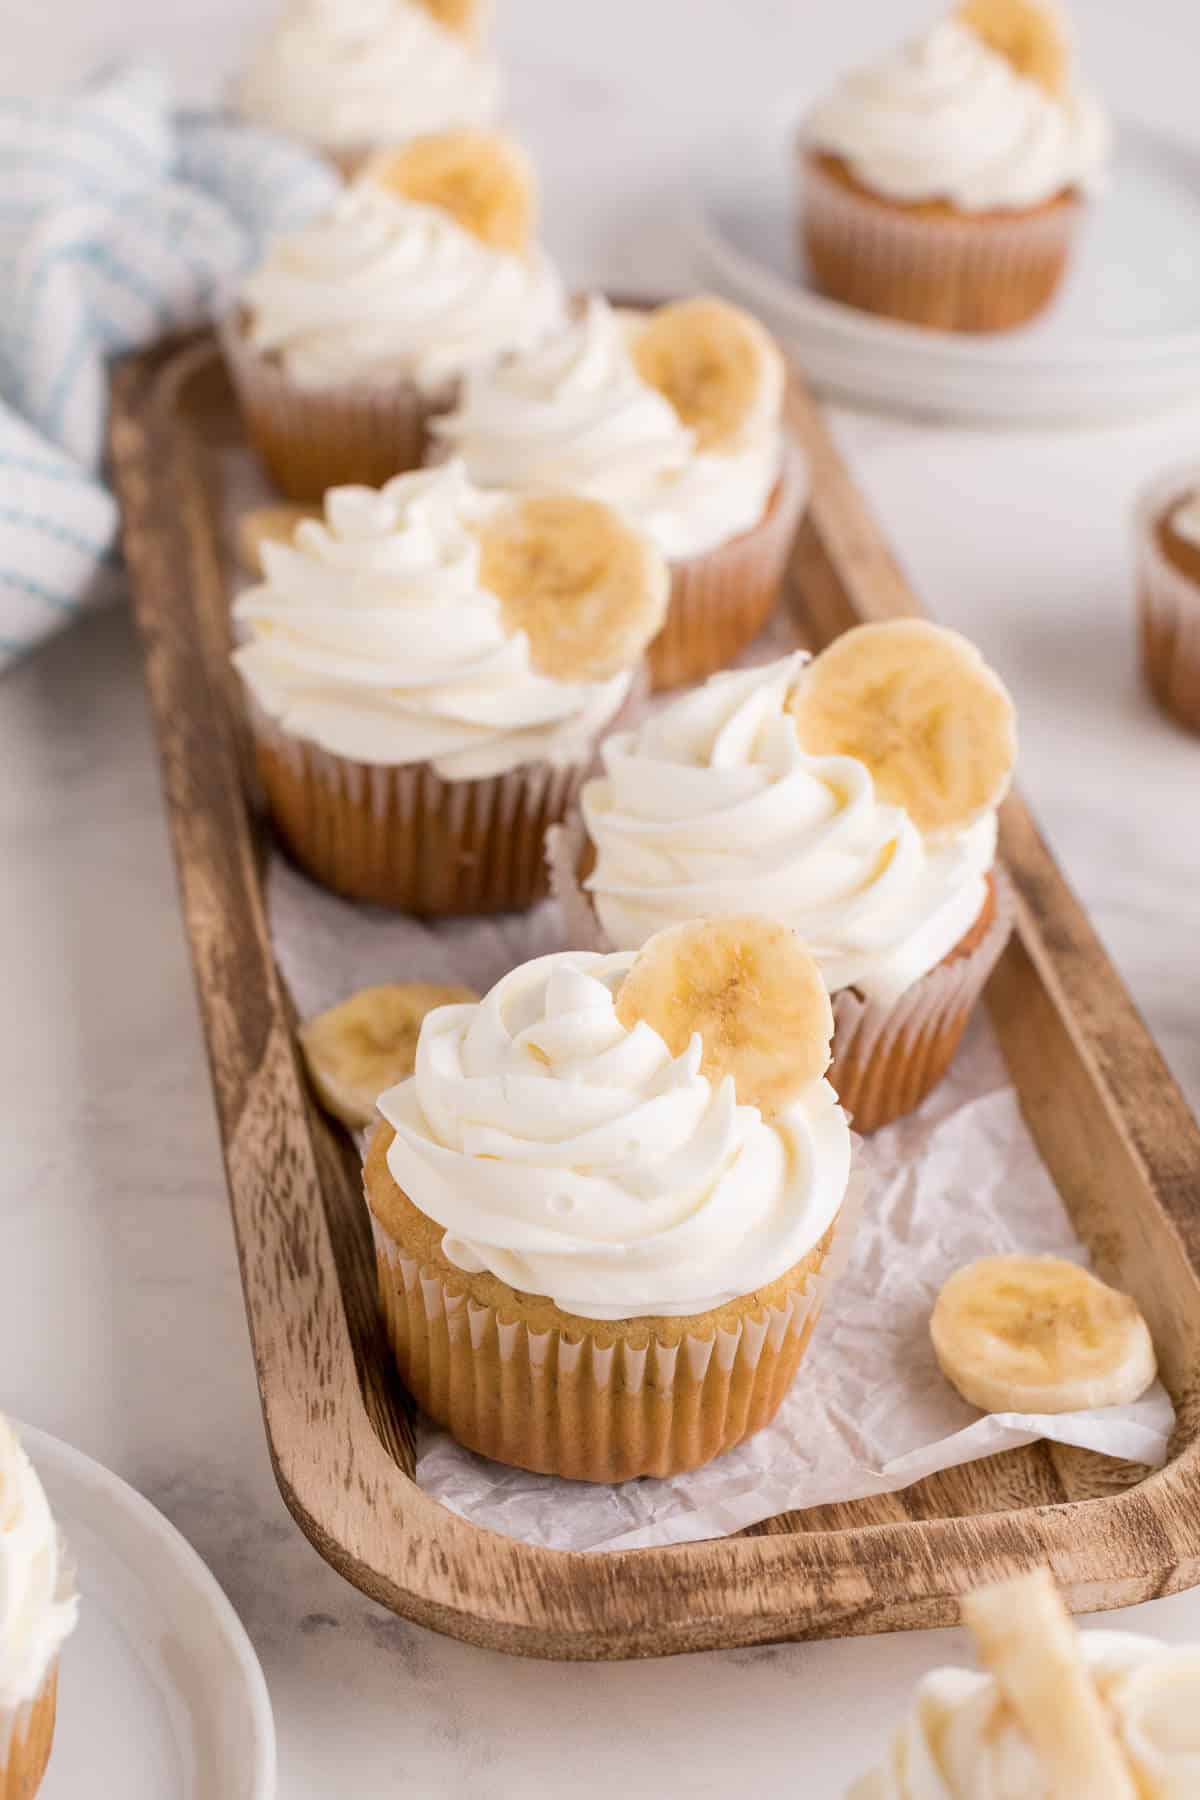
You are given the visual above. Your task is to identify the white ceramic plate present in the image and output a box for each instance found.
[18,1425,275,1800]
[686,106,1200,424]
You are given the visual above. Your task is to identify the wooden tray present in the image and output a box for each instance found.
[110,333,1200,1661]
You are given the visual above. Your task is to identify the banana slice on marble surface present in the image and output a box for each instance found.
[629,296,784,452]
[786,619,1017,839]
[300,982,478,1130]
[930,1253,1157,1415]
[360,128,534,254]
[614,915,834,1117]
[477,493,668,682]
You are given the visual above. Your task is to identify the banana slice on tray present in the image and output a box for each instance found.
[360,128,535,254]
[786,619,1017,839]
[614,916,834,1118]
[236,504,322,578]
[956,0,1071,99]
[300,983,478,1130]
[477,493,668,682]
[962,1569,1137,1799]
[412,0,487,44]
[630,296,784,452]
[931,1254,1157,1415]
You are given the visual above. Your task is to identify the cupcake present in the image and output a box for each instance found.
[549,624,1017,1133]
[365,916,855,1480]
[850,1566,1200,1796]
[236,0,501,179]
[1,1418,78,1800]
[433,294,806,689]
[232,461,667,913]
[221,128,565,500]
[1134,467,1200,734]
[798,0,1110,332]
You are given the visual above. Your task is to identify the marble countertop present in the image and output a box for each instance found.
[4,2,1200,1794]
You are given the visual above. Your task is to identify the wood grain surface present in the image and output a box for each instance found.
[109,335,1200,1660]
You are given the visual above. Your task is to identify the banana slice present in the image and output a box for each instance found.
[236,504,321,578]
[962,1570,1137,1799]
[614,916,834,1117]
[359,128,534,254]
[786,619,1017,839]
[477,493,668,682]
[956,0,1072,98]
[411,0,487,44]
[931,1254,1157,1415]
[299,982,478,1130]
[629,296,783,453]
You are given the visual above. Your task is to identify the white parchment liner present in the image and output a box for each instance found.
[1134,463,1200,734]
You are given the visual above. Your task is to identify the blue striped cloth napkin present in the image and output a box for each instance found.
[0,61,337,672]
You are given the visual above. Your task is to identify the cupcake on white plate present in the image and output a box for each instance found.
[433,293,807,689]
[236,0,501,180]
[0,1417,78,1800]
[549,628,1017,1132]
[221,128,565,500]
[232,460,667,914]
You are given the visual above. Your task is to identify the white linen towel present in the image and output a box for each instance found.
[0,60,337,671]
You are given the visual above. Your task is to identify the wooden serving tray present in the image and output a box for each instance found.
[110,333,1200,1661]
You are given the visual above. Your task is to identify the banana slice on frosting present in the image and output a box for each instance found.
[930,1253,1157,1415]
[629,296,784,453]
[614,915,835,1118]
[956,0,1072,99]
[300,982,478,1130]
[360,127,535,254]
[411,0,488,45]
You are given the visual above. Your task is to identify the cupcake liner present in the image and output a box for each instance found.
[547,810,1016,1133]
[248,674,647,915]
[1,1665,57,1800]
[797,152,1082,334]
[649,441,809,691]
[219,313,451,501]
[367,1159,865,1483]
[1134,465,1200,735]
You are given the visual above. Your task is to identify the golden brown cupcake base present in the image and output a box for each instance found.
[365,1125,852,1481]
[1137,491,1200,735]
[546,811,1015,1133]
[799,151,1081,334]
[2,1666,57,1800]
[649,443,808,691]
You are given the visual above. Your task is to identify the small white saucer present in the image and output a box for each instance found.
[18,1424,275,1800]
[686,105,1200,424]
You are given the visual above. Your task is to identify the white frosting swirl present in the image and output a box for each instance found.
[239,181,565,393]
[805,18,1109,211]
[434,296,788,560]
[1170,490,1200,551]
[377,949,850,1320]
[849,1631,1200,1798]
[581,655,995,1007]
[232,462,633,780]
[0,1419,78,1713]
[237,0,501,153]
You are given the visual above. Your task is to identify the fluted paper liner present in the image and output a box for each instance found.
[798,151,1082,333]
[219,313,450,501]
[247,674,647,914]
[649,441,809,691]
[367,1153,864,1483]
[1,1665,57,1800]
[547,809,1016,1133]
[1134,464,1200,735]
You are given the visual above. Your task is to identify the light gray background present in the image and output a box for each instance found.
[4,2,1200,1793]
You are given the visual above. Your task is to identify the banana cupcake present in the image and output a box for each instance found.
[236,0,501,179]
[1134,466,1200,734]
[850,1567,1199,1796]
[365,917,855,1480]
[221,129,565,500]
[549,624,1017,1132]
[799,0,1110,332]
[434,294,806,689]
[233,460,666,913]
[1,1418,78,1800]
